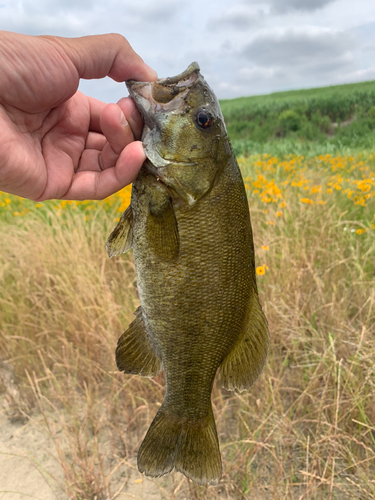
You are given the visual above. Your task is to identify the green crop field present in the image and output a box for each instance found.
[220,79,375,157]
[0,80,374,499]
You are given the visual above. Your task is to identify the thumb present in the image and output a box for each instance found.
[43,33,158,83]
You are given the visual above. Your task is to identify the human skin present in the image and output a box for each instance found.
[0,31,157,201]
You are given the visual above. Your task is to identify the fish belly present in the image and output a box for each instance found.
[134,160,253,413]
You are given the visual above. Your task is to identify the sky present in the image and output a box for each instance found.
[1,0,375,102]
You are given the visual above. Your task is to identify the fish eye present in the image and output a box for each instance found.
[195,109,213,129]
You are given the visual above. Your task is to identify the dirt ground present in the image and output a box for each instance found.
[0,411,169,500]
[0,362,234,500]
[0,412,62,500]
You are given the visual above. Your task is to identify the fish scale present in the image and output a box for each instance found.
[107,62,269,485]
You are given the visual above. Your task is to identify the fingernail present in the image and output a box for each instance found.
[120,110,128,127]
[144,64,158,81]
[98,153,105,172]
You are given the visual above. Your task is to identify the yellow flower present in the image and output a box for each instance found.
[276,211,283,217]
[256,266,266,275]
[355,199,366,207]
[356,229,366,235]
[300,198,314,204]
[262,245,269,251]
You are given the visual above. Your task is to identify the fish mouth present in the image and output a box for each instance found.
[126,62,202,170]
[126,62,200,109]
[126,61,201,124]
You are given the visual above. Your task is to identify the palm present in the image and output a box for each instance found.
[1,92,93,199]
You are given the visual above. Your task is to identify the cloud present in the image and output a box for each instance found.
[125,0,183,23]
[0,0,108,36]
[238,66,286,81]
[363,44,375,52]
[0,0,182,37]
[213,26,361,98]
[207,6,264,31]
[338,66,375,83]
[268,0,337,14]
[240,28,356,75]
[0,0,374,101]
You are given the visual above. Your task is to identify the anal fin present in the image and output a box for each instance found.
[220,295,269,392]
[116,307,162,377]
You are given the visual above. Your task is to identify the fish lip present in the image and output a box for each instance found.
[126,61,200,88]
[155,61,200,87]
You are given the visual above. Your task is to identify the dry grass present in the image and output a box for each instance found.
[0,155,374,499]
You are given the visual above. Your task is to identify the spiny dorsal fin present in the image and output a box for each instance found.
[220,295,269,392]
[116,306,162,377]
[106,205,133,258]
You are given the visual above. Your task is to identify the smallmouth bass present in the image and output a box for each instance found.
[107,62,269,486]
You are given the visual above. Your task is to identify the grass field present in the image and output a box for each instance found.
[0,81,375,499]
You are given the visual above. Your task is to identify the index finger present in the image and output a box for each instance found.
[52,33,158,83]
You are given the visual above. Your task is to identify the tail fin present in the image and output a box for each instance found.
[137,404,222,485]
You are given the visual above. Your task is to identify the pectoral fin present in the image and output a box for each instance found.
[106,206,133,258]
[146,198,179,261]
[116,307,162,377]
[220,296,269,392]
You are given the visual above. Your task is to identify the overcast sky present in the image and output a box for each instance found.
[2,0,375,102]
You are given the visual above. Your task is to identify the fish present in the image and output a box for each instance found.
[106,62,269,486]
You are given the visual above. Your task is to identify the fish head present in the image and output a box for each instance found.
[126,62,231,205]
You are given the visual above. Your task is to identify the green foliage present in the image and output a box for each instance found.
[277,109,304,134]
[221,79,375,155]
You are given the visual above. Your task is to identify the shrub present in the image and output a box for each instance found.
[277,109,304,136]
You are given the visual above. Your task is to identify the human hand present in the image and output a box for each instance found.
[0,31,157,201]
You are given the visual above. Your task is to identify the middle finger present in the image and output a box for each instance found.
[100,103,135,170]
